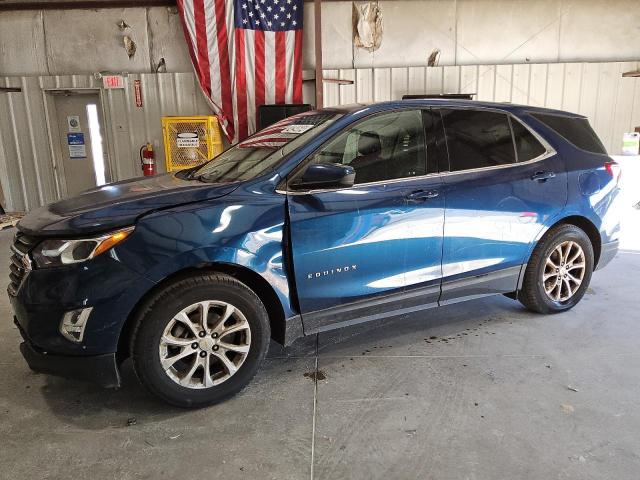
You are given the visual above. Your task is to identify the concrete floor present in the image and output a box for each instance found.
[1,188,639,479]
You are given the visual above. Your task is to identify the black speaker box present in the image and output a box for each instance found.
[257,104,312,130]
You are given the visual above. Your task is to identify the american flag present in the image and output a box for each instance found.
[177,0,304,143]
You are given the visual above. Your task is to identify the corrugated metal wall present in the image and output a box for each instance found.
[1,61,640,212]
[323,61,640,154]
[0,73,214,212]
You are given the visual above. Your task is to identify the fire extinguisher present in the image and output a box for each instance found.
[139,143,156,176]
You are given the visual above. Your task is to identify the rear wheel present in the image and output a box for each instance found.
[519,224,594,314]
[131,273,270,408]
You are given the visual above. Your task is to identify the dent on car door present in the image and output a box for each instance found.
[286,109,445,333]
[438,108,567,302]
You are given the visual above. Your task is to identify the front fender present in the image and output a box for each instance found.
[149,245,294,318]
[114,193,296,319]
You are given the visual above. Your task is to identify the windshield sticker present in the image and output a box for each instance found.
[238,112,336,149]
[281,124,315,134]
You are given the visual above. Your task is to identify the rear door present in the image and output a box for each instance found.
[286,109,445,333]
[437,108,567,302]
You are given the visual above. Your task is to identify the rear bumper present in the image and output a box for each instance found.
[19,339,121,388]
[596,239,619,271]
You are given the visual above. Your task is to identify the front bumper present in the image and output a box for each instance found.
[19,336,121,388]
[9,252,155,356]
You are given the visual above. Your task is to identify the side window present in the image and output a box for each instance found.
[441,109,516,172]
[511,118,547,161]
[530,113,607,154]
[307,110,426,185]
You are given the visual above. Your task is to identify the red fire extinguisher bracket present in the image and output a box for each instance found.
[140,143,156,176]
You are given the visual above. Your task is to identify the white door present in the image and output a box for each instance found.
[52,91,108,196]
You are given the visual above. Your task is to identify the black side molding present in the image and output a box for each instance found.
[302,284,441,335]
[596,240,619,271]
[282,314,305,346]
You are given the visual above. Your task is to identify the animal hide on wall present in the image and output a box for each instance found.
[353,2,383,52]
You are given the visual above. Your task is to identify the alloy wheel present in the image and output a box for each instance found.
[542,240,586,303]
[158,301,251,389]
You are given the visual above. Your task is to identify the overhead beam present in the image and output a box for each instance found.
[0,0,351,9]
[0,0,173,10]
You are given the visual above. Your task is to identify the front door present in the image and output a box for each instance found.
[437,107,567,302]
[286,109,445,333]
[52,91,108,196]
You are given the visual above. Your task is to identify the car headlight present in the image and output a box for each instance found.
[31,227,134,268]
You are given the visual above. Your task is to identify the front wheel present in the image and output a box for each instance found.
[131,273,270,408]
[519,224,594,314]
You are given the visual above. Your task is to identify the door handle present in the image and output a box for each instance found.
[531,171,556,182]
[406,190,439,202]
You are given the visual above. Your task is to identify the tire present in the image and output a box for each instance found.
[130,272,270,408]
[519,224,594,314]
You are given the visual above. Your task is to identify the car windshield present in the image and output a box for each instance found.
[191,112,342,183]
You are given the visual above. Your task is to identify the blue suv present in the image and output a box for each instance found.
[8,100,621,407]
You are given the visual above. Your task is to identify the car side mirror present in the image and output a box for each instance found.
[290,163,355,190]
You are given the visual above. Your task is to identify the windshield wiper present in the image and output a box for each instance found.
[185,168,204,181]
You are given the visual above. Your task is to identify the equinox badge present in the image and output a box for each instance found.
[307,265,358,280]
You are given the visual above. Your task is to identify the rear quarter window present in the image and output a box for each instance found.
[531,113,607,154]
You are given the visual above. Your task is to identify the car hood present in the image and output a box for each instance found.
[18,173,239,236]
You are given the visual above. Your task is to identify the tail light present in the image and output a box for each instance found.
[604,160,621,186]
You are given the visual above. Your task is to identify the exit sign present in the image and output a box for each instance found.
[102,75,125,89]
